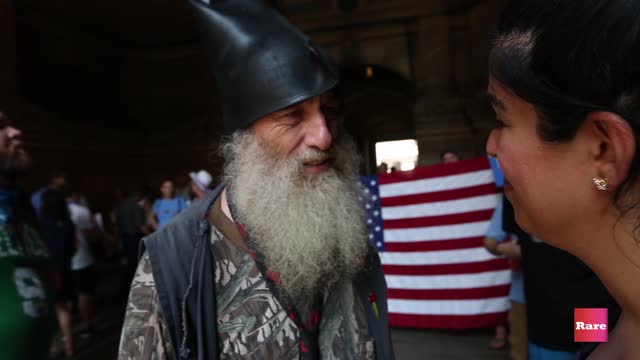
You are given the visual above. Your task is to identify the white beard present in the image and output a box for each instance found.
[221,131,369,304]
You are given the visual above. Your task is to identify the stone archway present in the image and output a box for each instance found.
[339,64,416,174]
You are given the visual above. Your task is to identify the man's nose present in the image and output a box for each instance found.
[6,126,22,139]
[303,108,333,151]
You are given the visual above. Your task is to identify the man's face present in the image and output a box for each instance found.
[222,114,367,301]
[250,92,341,174]
[0,113,30,173]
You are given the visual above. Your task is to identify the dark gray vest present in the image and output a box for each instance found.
[142,185,395,360]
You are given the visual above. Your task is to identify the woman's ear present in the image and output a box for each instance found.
[583,111,636,189]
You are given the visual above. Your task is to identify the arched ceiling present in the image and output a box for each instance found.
[14,0,485,131]
[15,0,213,129]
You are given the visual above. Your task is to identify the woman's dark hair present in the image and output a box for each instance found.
[490,0,640,209]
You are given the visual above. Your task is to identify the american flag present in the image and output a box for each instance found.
[361,156,510,329]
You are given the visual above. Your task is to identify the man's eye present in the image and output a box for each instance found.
[277,110,302,125]
[494,118,506,128]
[285,110,302,119]
[322,105,340,118]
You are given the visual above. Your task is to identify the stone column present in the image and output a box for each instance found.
[412,1,498,165]
[414,16,453,95]
[413,15,467,165]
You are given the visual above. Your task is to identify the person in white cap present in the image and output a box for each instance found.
[189,169,212,204]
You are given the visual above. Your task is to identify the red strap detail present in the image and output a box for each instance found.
[308,310,320,328]
[266,270,281,284]
[368,291,377,303]
[235,221,248,239]
[300,340,309,353]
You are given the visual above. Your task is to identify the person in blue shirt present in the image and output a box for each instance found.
[484,198,526,360]
[150,179,186,230]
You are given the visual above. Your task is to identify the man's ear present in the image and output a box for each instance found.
[583,111,636,189]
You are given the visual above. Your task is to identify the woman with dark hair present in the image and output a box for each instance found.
[486,0,640,358]
[41,188,76,357]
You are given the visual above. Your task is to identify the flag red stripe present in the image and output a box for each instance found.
[389,312,508,329]
[388,285,510,300]
[383,258,509,276]
[378,156,491,185]
[381,183,499,207]
[384,237,484,252]
[383,209,494,229]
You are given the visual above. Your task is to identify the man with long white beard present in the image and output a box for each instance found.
[118,1,394,360]
[0,112,54,359]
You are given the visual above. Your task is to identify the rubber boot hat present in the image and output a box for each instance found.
[189,0,339,133]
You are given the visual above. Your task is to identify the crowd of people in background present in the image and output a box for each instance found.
[24,168,214,358]
[113,170,213,292]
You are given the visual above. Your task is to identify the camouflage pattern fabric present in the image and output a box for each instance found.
[211,227,300,359]
[118,226,375,359]
[212,226,374,360]
[118,252,176,360]
[318,277,374,360]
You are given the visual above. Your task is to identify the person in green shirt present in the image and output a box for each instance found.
[0,111,54,359]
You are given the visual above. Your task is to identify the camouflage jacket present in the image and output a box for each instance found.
[118,185,395,360]
[119,252,176,359]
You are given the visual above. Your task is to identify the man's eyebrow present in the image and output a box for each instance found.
[272,104,298,117]
[486,91,506,111]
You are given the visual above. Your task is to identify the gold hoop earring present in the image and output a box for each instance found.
[592,177,608,191]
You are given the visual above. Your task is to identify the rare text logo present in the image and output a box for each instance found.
[574,308,608,343]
